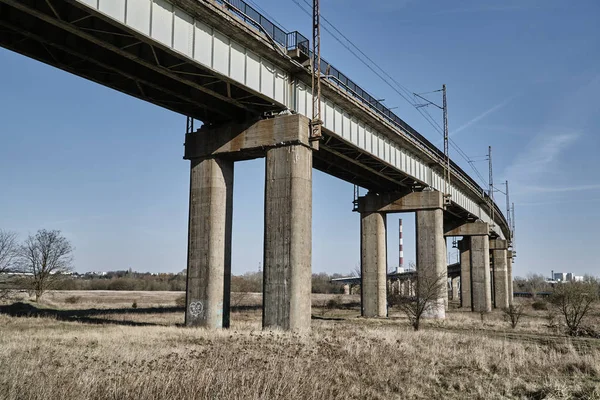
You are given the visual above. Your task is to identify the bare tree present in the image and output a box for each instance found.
[0,230,18,274]
[17,229,74,301]
[391,271,447,331]
[550,282,598,336]
[502,302,525,329]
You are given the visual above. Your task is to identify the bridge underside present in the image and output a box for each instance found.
[0,0,477,222]
[0,0,274,123]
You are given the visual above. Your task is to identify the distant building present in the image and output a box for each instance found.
[554,272,567,282]
[554,272,585,282]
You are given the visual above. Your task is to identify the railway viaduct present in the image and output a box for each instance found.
[0,0,513,330]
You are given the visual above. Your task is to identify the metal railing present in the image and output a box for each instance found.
[219,0,309,55]
[216,0,509,236]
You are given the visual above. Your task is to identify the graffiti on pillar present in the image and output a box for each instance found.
[189,300,204,319]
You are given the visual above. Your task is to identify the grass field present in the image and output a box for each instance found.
[1,291,599,399]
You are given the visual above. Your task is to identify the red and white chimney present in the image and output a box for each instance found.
[397,219,404,273]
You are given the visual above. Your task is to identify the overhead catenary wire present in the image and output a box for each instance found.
[289,0,490,188]
[246,0,290,31]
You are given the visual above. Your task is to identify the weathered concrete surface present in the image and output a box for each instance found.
[489,239,508,250]
[343,284,350,295]
[492,248,509,309]
[451,277,459,301]
[416,208,447,319]
[507,250,514,305]
[361,211,387,317]
[263,144,312,331]
[185,157,233,328]
[471,235,492,313]
[358,191,444,213]
[185,114,311,160]
[444,221,489,237]
[459,239,472,309]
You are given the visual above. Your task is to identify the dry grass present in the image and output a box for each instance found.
[0,291,599,399]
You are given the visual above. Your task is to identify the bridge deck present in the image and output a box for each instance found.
[0,0,510,240]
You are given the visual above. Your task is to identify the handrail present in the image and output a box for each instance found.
[215,0,509,236]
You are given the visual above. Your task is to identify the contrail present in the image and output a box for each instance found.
[451,95,517,137]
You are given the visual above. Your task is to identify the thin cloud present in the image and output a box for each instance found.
[451,95,517,137]
[505,131,581,197]
[508,131,580,176]
[519,197,600,207]
[526,184,600,193]
[434,0,557,15]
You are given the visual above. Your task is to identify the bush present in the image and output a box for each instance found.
[550,282,598,336]
[64,295,81,304]
[132,301,138,309]
[326,297,341,309]
[175,294,186,307]
[503,303,524,329]
[108,278,138,291]
[532,300,548,310]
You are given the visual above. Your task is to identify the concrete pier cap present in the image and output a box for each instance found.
[358,190,447,319]
[445,219,493,313]
[184,114,314,331]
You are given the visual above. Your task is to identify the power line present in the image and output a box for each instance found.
[246,0,290,31]
[290,0,490,188]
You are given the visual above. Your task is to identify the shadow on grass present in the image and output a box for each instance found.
[0,302,262,327]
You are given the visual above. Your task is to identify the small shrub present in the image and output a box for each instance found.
[550,282,598,336]
[64,295,81,304]
[175,294,186,307]
[532,300,548,310]
[326,297,342,309]
[503,303,524,329]
[132,301,138,309]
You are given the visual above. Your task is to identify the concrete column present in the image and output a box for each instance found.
[360,211,387,317]
[415,208,446,319]
[490,266,495,306]
[263,144,312,331]
[342,284,350,295]
[470,236,492,313]
[459,239,471,309]
[185,157,233,328]
[507,252,514,305]
[451,277,459,301]
[490,240,509,309]
[404,279,414,297]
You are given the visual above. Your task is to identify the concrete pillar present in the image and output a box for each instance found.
[263,144,312,331]
[403,279,414,297]
[342,284,350,295]
[507,252,514,305]
[451,277,459,301]
[491,242,509,310]
[459,239,471,309]
[185,157,233,328]
[360,210,387,317]
[470,236,492,313]
[490,266,495,306]
[415,208,446,319]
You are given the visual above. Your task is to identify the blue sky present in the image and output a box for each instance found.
[1,0,599,278]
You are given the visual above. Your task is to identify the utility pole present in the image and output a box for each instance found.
[488,146,495,227]
[413,86,450,202]
[505,180,511,232]
[488,146,493,199]
[310,0,322,146]
[511,202,516,251]
[442,84,450,203]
